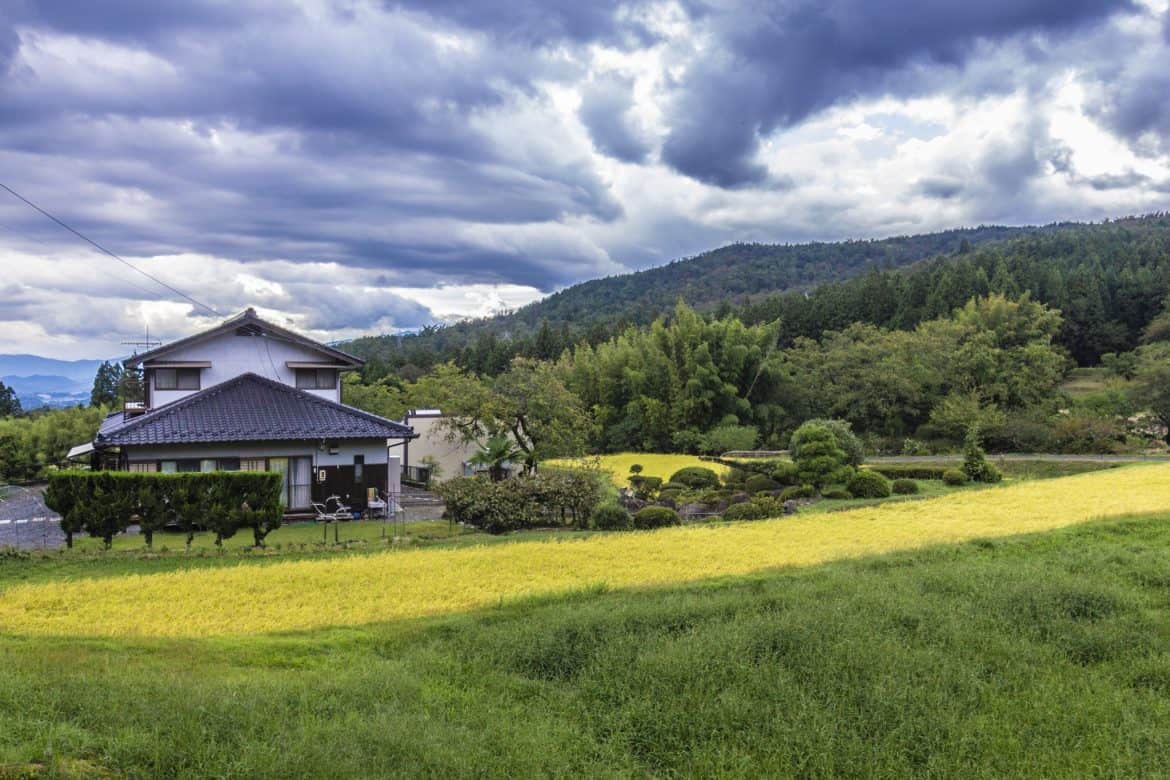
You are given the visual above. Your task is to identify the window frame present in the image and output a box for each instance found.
[295,367,337,390]
[155,367,201,391]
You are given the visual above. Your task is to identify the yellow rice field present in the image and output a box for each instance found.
[4,463,1170,639]
[548,452,730,487]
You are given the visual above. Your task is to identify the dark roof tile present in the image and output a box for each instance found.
[97,373,415,446]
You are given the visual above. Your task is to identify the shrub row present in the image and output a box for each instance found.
[436,471,604,534]
[43,470,283,549]
[866,464,950,480]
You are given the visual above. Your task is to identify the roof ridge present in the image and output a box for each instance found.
[123,309,365,368]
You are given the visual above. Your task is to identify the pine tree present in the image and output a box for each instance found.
[90,361,123,407]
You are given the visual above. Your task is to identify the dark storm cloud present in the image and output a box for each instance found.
[1,3,627,293]
[1096,15,1170,155]
[14,0,294,44]
[390,0,651,46]
[579,76,651,162]
[661,0,1136,187]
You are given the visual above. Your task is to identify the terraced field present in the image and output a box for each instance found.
[5,463,1170,639]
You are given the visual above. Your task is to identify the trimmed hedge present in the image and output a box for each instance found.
[892,479,920,495]
[633,505,681,530]
[847,470,892,499]
[867,464,949,480]
[821,488,853,500]
[43,470,282,549]
[668,467,721,490]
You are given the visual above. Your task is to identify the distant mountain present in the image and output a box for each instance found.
[0,355,104,384]
[501,224,1033,330]
[345,222,1046,369]
[0,356,105,410]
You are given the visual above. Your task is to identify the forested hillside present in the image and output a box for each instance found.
[333,213,1170,459]
[346,215,1170,377]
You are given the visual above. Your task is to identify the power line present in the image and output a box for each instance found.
[0,220,168,301]
[0,181,221,317]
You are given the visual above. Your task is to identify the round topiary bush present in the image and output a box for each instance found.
[847,470,892,499]
[633,505,682,530]
[779,484,817,501]
[942,468,970,486]
[744,474,781,495]
[821,488,853,500]
[892,478,920,495]
[669,466,721,490]
[660,481,691,492]
[591,503,632,531]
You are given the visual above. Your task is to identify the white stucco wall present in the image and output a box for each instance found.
[149,331,343,407]
[402,414,482,482]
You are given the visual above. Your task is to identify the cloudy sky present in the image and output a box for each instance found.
[2,0,1170,359]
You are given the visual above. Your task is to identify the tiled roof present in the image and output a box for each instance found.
[96,373,415,447]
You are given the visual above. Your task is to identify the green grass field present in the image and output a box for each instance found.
[5,511,1170,776]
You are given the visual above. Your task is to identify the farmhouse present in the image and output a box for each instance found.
[69,308,416,513]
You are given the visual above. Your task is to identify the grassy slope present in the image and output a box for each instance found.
[4,517,1170,777]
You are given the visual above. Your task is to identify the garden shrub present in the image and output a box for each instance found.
[722,467,750,489]
[943,469,970,486]
[660,481,690,492]
[627,475,662,499]
[722,498,782,521]
[821,488,853,500]
[632,505,681,530]
[591,503,632,531]
[962,426,1003,484]
[668,466,721,490]
[438,470,603,534]
[770,461,800,486]
[791,423,853,489]
[790,419,865,467]
[628,464,643,475]
[744,474,781,495]
[892,479,920,495]
[779,484,816,501]
[847,470,892,499]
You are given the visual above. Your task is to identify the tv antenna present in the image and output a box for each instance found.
[121,324,161,356]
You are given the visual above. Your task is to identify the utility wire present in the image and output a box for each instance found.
[0,181,221,317]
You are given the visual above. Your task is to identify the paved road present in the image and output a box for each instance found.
[0,485,67,549]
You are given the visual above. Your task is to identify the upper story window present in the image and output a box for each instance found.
[155,367,201,391]
[296,368,337,390]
